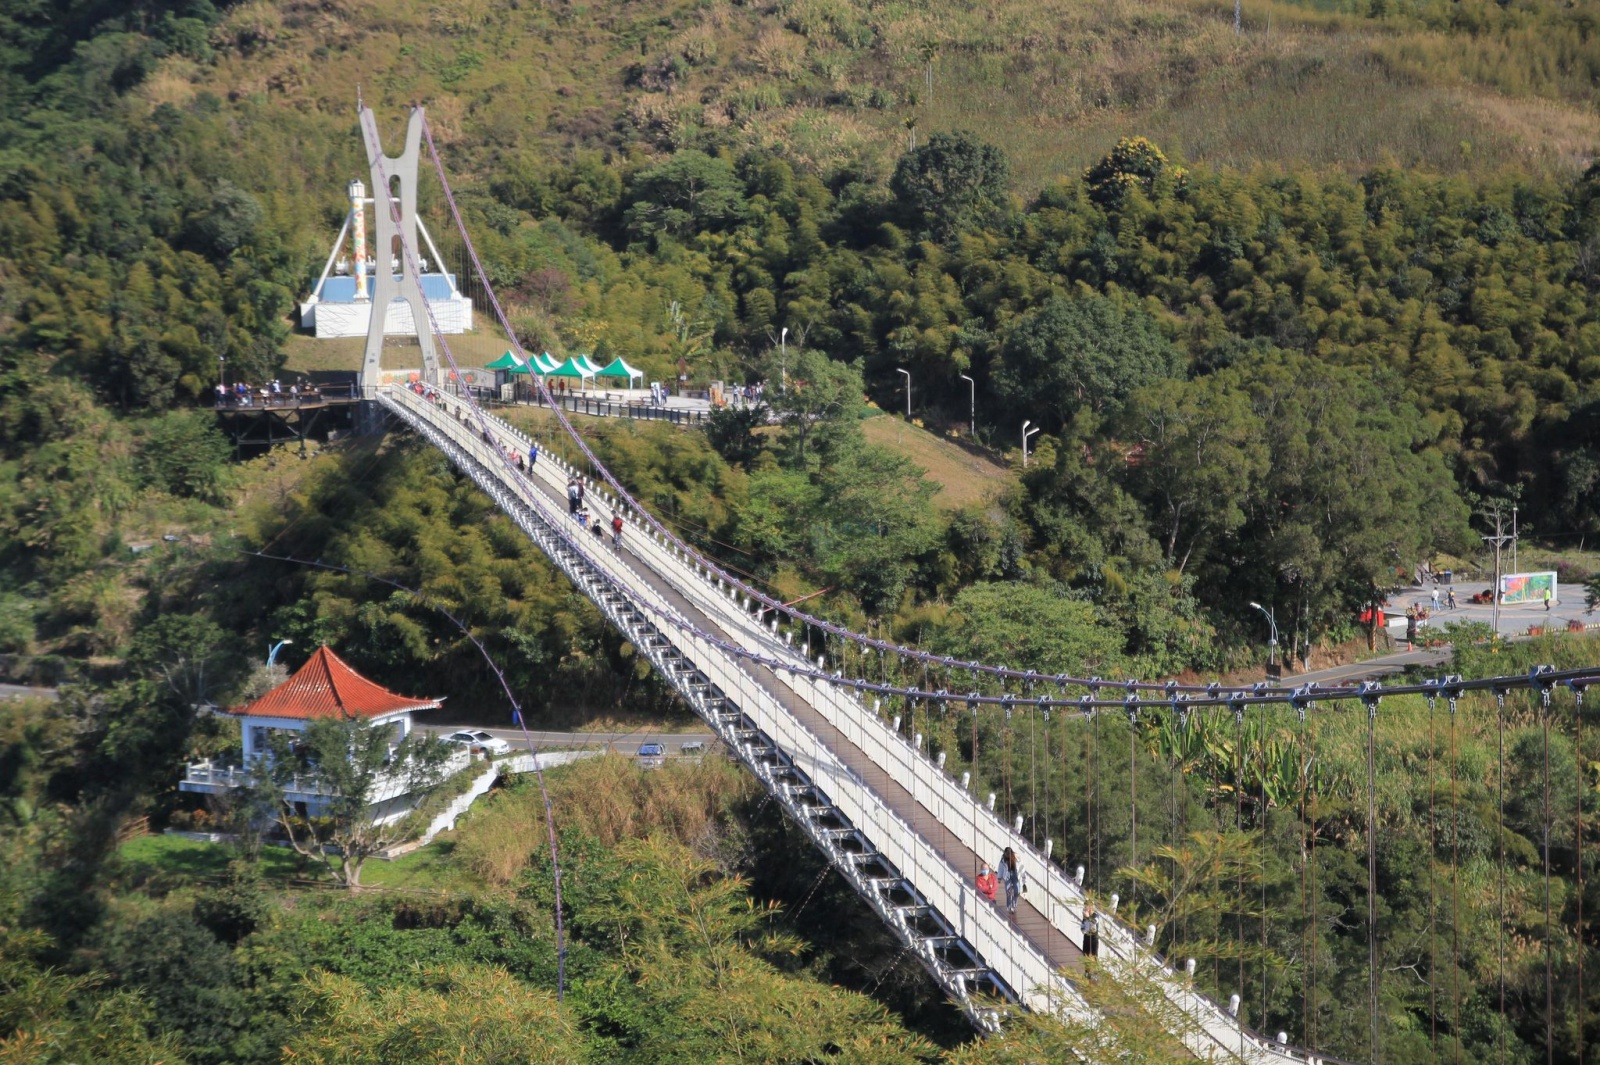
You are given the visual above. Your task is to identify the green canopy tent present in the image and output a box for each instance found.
[532,352,559,374]
[596,356,645,386]
[574,354,604,376]
[485,351,523,371]
[546,357,595,387]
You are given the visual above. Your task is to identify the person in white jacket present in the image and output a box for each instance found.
[999,847,1026,916]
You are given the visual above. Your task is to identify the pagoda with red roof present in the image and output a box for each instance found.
[180,646,445,807]
[230,645,441,764]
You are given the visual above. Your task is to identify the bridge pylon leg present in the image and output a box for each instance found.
[357,106,441,393]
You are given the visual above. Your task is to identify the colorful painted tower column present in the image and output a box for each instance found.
[348,179,368,302]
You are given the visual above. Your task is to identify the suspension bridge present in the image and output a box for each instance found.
[325,104,1600,1063]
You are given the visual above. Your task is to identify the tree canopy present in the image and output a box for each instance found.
[993,292,1184,431]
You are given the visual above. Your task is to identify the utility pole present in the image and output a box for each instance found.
[1511,504,1518,573]
[1234,0,1242,35]
[959,373,975,438]
[896,368,911,419]
[1482,505,1513,637]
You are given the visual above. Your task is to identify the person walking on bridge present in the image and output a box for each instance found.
[567,478,580,517]
[999,847,1025,916]
[975,864,998,904]
[611,513,623,553]
[1081,902,1100,961]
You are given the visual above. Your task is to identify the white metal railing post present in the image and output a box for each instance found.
[385,389,1279,1055]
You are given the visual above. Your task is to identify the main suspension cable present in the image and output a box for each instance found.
[1429,689,1438,1049]
[411,111,1360,704]
[1498,688,1508,1065]
[1365,688,1380,1065]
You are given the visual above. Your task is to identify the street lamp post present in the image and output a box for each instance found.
[1022,420,1041,467]
[1247,602,1278,670]
[267,639,294,667]
[959,373,975,438]
[780,327,788,393]
[218,355,227,391]
[1512,504,1518,573]
[896,368,911,419]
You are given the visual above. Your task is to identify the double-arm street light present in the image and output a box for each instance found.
[1247,602,1279,668]
[959,373,975,438]
[1021,420,1041,467]
[896,368,911,419]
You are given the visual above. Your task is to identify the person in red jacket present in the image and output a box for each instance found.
[975,864,998,903]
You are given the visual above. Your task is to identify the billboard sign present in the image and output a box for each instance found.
[1499,571,1557,605]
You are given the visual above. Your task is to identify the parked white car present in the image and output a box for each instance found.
[444,729,511,756]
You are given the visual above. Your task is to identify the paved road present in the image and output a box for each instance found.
[1247,578,1596,688]
[427,726,716,756]
[0,683,58,700]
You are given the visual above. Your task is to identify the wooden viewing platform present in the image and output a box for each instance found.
[213,384,361,411]
[213,381,363,455]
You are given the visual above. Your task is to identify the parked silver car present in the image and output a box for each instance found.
[445,729,511,756]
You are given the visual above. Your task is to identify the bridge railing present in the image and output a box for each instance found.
[382,386,1092,1025]
[675,625,1086,1021]
[393,385,1325,1062]
[213,384,360,410]
[525,390,708,425]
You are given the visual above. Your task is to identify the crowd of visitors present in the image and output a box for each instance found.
[725,381,764,409]
[215,378,326,406]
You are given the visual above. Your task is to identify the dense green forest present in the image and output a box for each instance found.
[5,0,1600,1062]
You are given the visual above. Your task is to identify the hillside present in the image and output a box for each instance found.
[154,0,1599,196]
[861,413,1013,511]
[6,4,1600,1064]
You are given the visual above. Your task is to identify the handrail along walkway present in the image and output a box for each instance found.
[388,383,1347,1063]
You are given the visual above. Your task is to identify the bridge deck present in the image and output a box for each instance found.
[516,455,1086,980]
[388,386,1311,1061]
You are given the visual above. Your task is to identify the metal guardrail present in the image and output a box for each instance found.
[526,391,708,425]
[213,384,361,410]
[180,750,471,806]
[384,386,1092,1030]
[389,385,1360,1061]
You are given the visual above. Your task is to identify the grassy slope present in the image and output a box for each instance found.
[145,0,1598,223]
[119,833,471,891]
[281,323,514,375]
[860,413,1012,511]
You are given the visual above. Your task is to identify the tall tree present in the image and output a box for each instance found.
[622,150,750,243]
[889,130,1011,242]
[993,293,1183,432]
[260,715,455,891]
[1122,374,1270,573]
[761,346,863,465]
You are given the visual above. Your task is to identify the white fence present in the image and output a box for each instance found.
[384,384,1335,1063]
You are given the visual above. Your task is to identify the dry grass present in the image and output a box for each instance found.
[860,414,1011,511]
[454,752,756,885]
[150,0,1600,221]
[280,323,514,375]
[1458,89,1600,173]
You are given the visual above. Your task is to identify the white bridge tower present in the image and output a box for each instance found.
[359,106,441,391]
